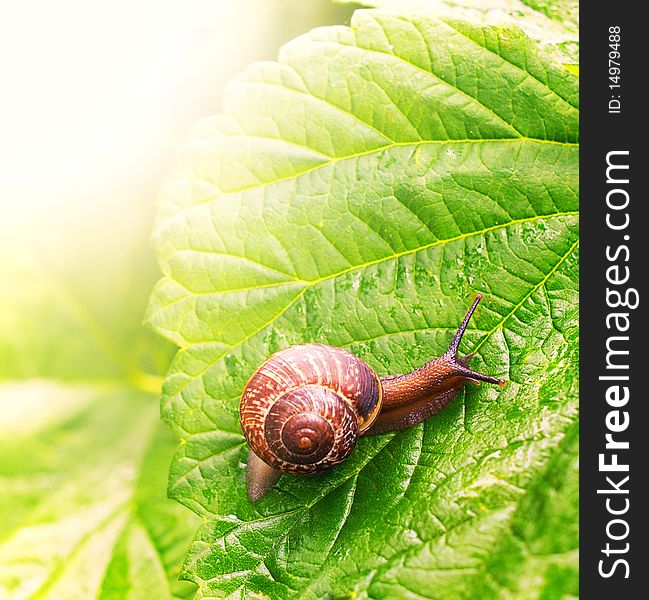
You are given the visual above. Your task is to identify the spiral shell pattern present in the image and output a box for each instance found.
[239,344,382,474]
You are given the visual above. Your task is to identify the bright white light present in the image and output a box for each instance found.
[0,0,276,226]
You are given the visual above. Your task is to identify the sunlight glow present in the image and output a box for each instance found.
[0,1,276,226]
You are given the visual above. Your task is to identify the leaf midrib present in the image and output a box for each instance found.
[156,210,578,350]
[157,138,577,227]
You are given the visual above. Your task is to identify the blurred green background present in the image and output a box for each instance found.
[0,2,357,597]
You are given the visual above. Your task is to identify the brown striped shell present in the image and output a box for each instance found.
[239,343,382,475]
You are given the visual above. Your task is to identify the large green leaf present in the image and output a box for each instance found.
[0,383,199,599]
[147,10,578,598]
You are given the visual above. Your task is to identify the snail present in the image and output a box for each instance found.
[239,294,505,501]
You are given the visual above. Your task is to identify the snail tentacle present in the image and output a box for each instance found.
[366,294,505,435]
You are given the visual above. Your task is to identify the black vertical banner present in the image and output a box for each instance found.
[581,3,645,597]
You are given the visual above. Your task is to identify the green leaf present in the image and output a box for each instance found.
[147,10,578,598]
[335,0,579,64]
[0,216,172,383]
[0,382,199,599]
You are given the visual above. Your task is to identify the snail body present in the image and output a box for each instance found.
[240,295,505,501]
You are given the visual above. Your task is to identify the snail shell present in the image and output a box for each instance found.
[239,343,382,475]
